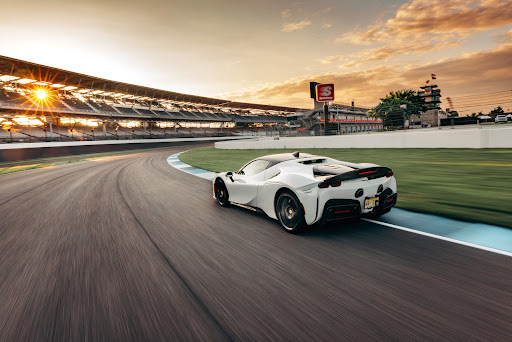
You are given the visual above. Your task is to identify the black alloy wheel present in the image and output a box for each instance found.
[276,191,306,233]
[214,179,230,207]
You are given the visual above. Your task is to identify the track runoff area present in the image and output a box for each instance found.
[168,151,512,258]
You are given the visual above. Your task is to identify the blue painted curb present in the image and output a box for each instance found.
[167,152,217,180]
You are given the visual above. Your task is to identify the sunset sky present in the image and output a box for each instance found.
[2,0,512,113]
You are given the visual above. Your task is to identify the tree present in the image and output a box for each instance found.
[470,113,477,117]
[368,89,426,127]
[490,106,504,114]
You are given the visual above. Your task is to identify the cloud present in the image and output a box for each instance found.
[320,38,463,68]
[224,41,512,110]
[281,10,291,19]
[319,55,346,64]
[347,39,463,66]
[282,20,312,32]
[321,23,332,29]
[339,0,512,45]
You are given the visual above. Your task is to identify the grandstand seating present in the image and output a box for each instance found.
[87,101,116,113]
[134,108,158,117]
[60,97,94,111]
[0,62,295,143]
[1,87,289,124]
[180,111,199,119]
[113,106,141,116]
[0,90,32,106]
[151,109,169,117]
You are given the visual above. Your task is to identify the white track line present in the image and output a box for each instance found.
[362,218,512,258]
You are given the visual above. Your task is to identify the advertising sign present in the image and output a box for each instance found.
[315,84,334,102]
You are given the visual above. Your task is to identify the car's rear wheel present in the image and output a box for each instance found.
[276,191,306,233]
[214,179,230,207]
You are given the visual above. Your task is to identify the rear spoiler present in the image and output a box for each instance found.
[324,166,393,185]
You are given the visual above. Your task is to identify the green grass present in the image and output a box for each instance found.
[180,148,512,229]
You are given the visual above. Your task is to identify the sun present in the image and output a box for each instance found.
[35,89,47,100]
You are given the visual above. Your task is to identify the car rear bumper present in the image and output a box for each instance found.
[320,190,397,223]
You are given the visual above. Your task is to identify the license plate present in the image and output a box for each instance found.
[364,197,379,209]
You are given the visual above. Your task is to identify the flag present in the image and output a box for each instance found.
[431,73,437,79]
[426,80,430,83]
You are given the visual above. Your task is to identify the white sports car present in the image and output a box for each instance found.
[213,152,397,233]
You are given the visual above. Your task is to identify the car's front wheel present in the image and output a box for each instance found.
[214,179,230,207]
[276,191,306,233]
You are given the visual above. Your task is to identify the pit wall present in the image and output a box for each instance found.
[215,126,512,149]
[0,136,252,162]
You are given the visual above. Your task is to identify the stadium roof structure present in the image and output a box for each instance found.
[0,55,305,112]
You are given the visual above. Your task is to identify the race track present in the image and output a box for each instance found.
[1,144,511,341]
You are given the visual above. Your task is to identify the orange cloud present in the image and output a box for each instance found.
[282,20,312,32]
[339,0,512,44]
[320,39,462,68]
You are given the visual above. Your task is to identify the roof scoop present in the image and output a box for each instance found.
[292,151,300,158]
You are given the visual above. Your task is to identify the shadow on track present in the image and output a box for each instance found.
[222,202,378,238]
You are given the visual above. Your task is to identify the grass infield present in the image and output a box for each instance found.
[180,148,512,229]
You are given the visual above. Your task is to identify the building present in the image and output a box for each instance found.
[419,83,442,110]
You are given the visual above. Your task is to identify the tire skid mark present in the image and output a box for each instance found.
[115,158,234,342]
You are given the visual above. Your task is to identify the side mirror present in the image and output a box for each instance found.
[226,171,234,182]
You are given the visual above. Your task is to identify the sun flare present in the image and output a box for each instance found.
[35,89,47,100]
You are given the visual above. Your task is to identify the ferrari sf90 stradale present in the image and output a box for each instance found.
[213,152,397,233]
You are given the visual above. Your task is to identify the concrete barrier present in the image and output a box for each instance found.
[215,126,512,149]
[0,136,252,162]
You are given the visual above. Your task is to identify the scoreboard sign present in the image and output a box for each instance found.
[315,83,334,102]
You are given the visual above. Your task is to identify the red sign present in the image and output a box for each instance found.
[298,127,307,131]
[315,84,334,102]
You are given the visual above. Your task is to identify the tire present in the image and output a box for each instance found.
[276,191,306,233]
[214,179,230,207]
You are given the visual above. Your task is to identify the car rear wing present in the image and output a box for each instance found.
[322,166,393,186]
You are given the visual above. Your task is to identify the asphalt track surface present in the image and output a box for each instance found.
[1,143,511,341]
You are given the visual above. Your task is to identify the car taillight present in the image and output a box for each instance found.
[318,180,341,188]
[386,170,394,178]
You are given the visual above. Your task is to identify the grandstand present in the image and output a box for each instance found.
[0,55,298,143]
